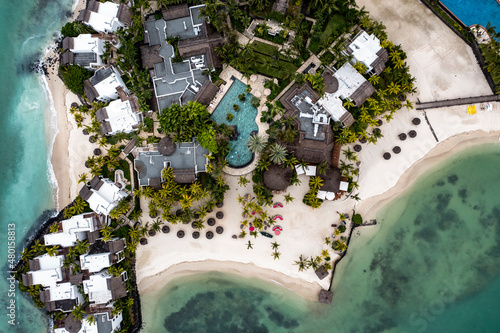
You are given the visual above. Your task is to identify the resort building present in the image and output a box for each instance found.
[84,66,129,102]
[22,254,66,288]
[263,165,295,192]
[95,96,143,136]
[44,213,105,248]
[39,282,84,312]
[83,270,128,307]
[344,30,388,75]
[61,34,104,69]
[134,137,209,187]
[79,176,128,216]
[54,312,123,333]
[77,0,132,33]
[139,4,223,111]
[80,239,126,273]
[316,167,350,201]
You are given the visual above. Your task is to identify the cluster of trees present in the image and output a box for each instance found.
[61,21,95,37]
[478,24,500,93]
[59,65,93,95]
[158,102,223,154]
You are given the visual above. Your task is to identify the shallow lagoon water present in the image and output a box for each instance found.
[142,143,500,332]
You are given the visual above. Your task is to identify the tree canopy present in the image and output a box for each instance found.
[158,102,218,153]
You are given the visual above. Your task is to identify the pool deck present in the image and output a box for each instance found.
[211,65,270,176]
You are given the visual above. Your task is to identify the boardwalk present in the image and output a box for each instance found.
[416,95,499,110]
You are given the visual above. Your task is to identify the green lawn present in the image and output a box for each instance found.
[251,41,298,79]
[309,14,346,54]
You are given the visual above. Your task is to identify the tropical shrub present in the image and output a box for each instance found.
[59,65,93,96]
[226,113,234,121]
[353,214,363,225]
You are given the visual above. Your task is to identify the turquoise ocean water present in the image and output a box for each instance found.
[142,143,500,332]
[0,0,73,331]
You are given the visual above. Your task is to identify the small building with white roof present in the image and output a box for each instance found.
[61,34,104,69]
[344,30,389,75]
[54,311,123,333]
[80,238,126,273]
[39,282,84,312]
[22,254,65,288]
[83,270,127,306]
[77,0,132,33]
[96,96,143,136]
[44,213,105,248]
[84,66,129,102]
[79,176,128,216]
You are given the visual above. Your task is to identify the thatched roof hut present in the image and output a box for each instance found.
[320,167,341,193]
[158,136,176,156]
[318,289,333,304]
[315,266,329,280]
[263,164,294,191]
[64,315,82,333]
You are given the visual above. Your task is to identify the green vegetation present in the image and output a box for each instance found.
[61,22,96,37]
[166,36,183,62]
[309,14,346,54]
[478,25,500,93]
[59,65,93,95]
[254,23,288,45]
[250,41,298,80]
[353,213,363,225]
[226,113,234,121]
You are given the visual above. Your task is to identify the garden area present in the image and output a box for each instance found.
[309,14,347,54]
[251,41,298,80]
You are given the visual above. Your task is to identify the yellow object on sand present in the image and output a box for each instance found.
[467,105,477,115]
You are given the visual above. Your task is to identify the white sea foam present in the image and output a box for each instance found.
[39,73,60,210]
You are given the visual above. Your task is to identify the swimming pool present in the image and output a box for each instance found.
[211,78,259,168]
[440,0,500,28]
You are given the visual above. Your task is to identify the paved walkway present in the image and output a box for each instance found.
[416,95,499,109]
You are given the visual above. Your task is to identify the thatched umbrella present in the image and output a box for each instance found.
[409,130,417,138]
[82,129,89,135]
[359,138,367,144]
[177,230,185,238]
[398,133,407,141]
[175,209,182,217]
[89,135,97,143]
[191,222,198,229]
[216,211,224,219]
[392,146,401,154]
[162,226,170,233]
[318,289,333,304]
[158,136,176,156]
[85,161,91,168]
[207,218,216,226]
[148,229,156,237]
[206,231,214,239]
[64,314,82,333]
[383,152,391,160]
[324,74,339,94]
[93,148,102,156]
[397,94,406,101]
[71,102,79,109]
[376,119,383,126]
[315,266,328,280]
[140,238,148,245]
[412,118,421,125]
[353,144,362,152]
[192,231,200,239]
[263,164,293,191]
[216,226,224,234]
[216,202,224,208]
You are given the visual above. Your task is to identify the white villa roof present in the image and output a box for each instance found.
[94,68,128,102]
[71,34,104,54]
[340,181,349,192]
[87,2,123,33]
[294,165,317,176]
[104,99,141,135]
[30,268,63,287]
[87,179,128,215]
[348,31,382,70]
[48,282,80,302]
[37,254,64,270]
[80,253,112,273]
[44,213,97,247]
[317,190,327,200]
[83,271,113,305]
[54,312,123,333]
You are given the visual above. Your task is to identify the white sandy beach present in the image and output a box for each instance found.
[46,0,500,304]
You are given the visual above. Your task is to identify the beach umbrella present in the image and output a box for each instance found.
[93,148,101,156]
[359,138,367,144]
[393,146,401,154]
[376,119,383,127]
[140,238,148,245]
[383,152,391,160]
[412,118,421,125]
[82,129,89,135]
[71,102,79,109]
[89,135,97,143]
[216,202,224,208]
[354,144,362,152]
[409,130,417,138]
[162,226,170,233]
[216,226,224,234]
[216,211,224,219]
[207,218,216,226]
[206,231,214,239]
[398,133,407,141]
[148,229,156,237]
[177,230,185,238]
[192,231,200,239]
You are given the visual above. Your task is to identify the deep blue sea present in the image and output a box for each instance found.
[0,0,73,331]
[142,144,500,332]
[441,0,500,28]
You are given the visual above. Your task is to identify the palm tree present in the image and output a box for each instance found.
[272,250,281,260]
[78,173,88,184]
[333,238,348,252]
[86,315,96,325]
[238,176,250,187]
[342,147,358,162]
[246,240,253,249]
[317,161,329,176]
[271,241,280,250]
[268,143,287,164]
[294,255,307,272]
[46,246,60,257]
[309,176,324,190]
[71,305,85,321]
[283,193,294,204]
[247,134,267,154]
